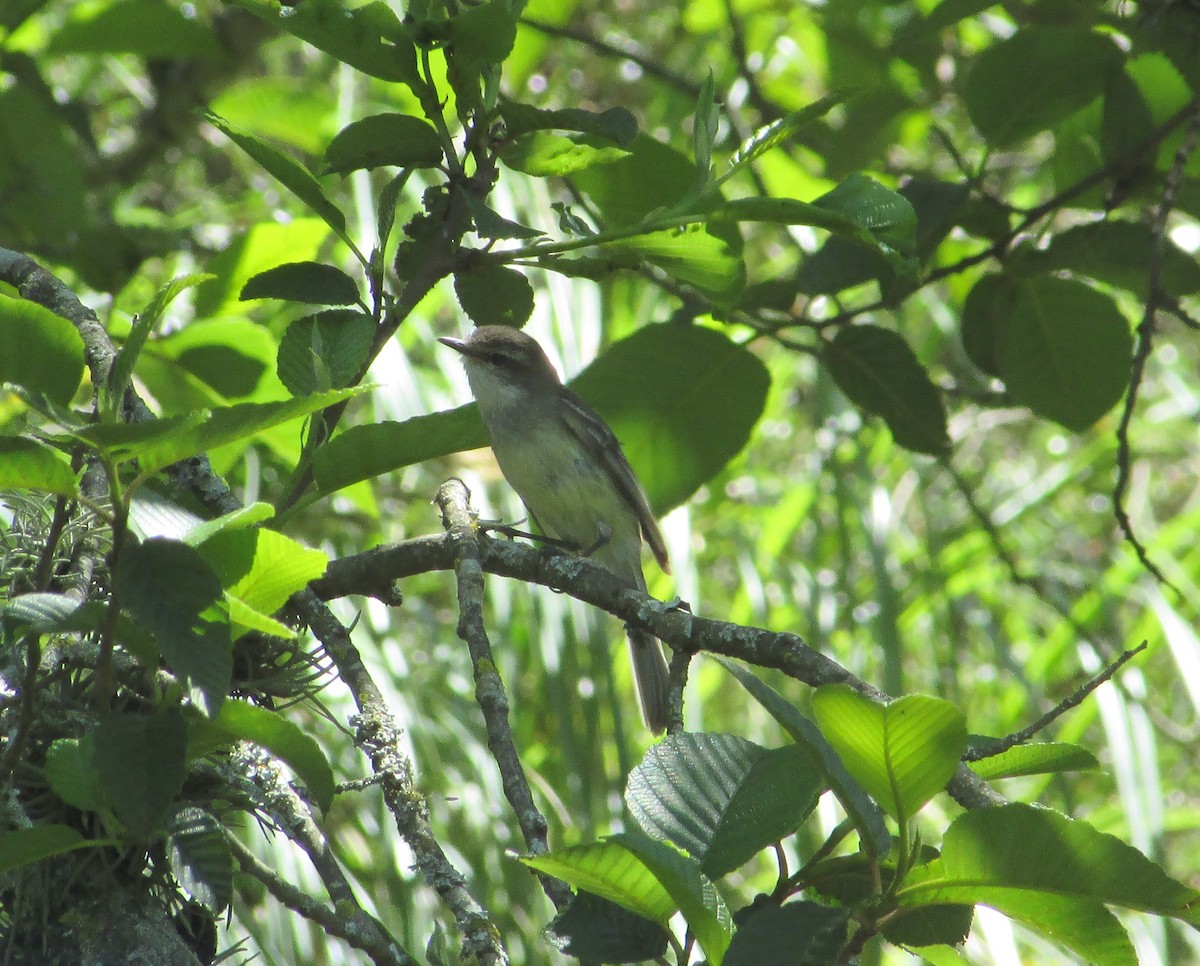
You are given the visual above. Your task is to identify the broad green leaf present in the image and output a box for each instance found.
[0,825,109,875]
[724,902,849,966]
[898,804,1200,922]
[206,113,352,249]
[573,134,701,226]
[614,831,733,964]
[93,709,189,838]
[323,113,443,174]
[0,436,77,497]
[959,272,1015,378]
[454,265,535,328]
[967,742,1101,781]
[626,733,821,877]
[203,701,336,813]
[49,0,223,57]
[149,318,278,402]
[498,102,637,147]
[822,324,949,455]
[313,405,486,496]
[715,657,891,857]
[44,736,106,813]
[0,293,85,404]
[996,275,1132,432]
[810,173,918,266]
[2,592,83,632]
[240,262,361,306]
[276,311,375,396]
[447,0,517,67]
[812,686,967,824]
[522,840,677,924]
[498,132,630,177]
[464,193,545,240]
[964,27,1124,146]
[76,389,362,473]
[227,0,419,86]
[167,806,233,913]
[546,891,670,963]
[569,324,768,513]
[603,224,746,306]
[115,538,231,716]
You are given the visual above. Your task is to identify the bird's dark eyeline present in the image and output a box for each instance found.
[440,325,671,732]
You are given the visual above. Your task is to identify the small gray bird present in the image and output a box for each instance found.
[440,326,671,733]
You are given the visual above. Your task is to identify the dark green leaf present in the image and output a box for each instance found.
[499,132,630,177]
[960,273,1017,378]
[881,901,973,948]
[822,325,949,455]
[811,173,918,264]
[964,27,1124,146]
[573,135,699,226]
[447,0,516,67]
[725,902,850,966]
[454,266,535,328]
[115,539,231,716]
[45,736,106,813]
[464,192,544,240]
[277,311,375,395]
[547,891,670,964]
[206,701,335,813]
[813,685,967,824]
[241,262,361,306]
[996,275,1133,431]
[227,0,419,86]
[0,293,85,404]
[569,324,769,513]
[167,807,233,913]
[626,733,822,878]
[499,101,637,147]
[1101,69,1155,170]
[2,592,82,632]
[693,70,719,184]
[93,709,188,838]
[0,825,101,874]
[313,405,487,497]
[49,0,223,57]
[323,113,443,174]
[714,657,891,857]
[0,437,77,497]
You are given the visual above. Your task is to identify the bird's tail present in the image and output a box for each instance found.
[628,627,670,734]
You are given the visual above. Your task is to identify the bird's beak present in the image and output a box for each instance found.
[438,336,468,355]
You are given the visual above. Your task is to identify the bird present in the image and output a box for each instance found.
[439,325,671,733]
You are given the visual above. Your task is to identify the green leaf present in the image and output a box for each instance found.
[603,224,746,306]
[964,27,1124,146]
[313,405,487,497]
[45,736,106,812]
[498,102,637,147]
[0,436,77,497]
[614,831,733,965]
[714,658,890,857]
[522,839,677,924]
[725,902,849,966]
[93,709,189,838]
[447,0,517,67]
[822,325,949,455]
[626,733,822,878]
[546,891,670,963]
[76,388,363,474]
[2,592,83,633]
[453,265,535,328]
[569,325,768,514]
[276,311,375,396]
[810,173,918,267]
[49,0,224,57]
[812,686,967,824]
[499,132,630,177]
[323,113,443,174]
[167,806,233,913]
[959,273,1014,378]
[0,825,107,875]
[240,262,361,306]
[464,193,544,240]
[115,538,231,716]
[693,70,719,185]
[205,701,336,813]
[196,528,327,639]
[996,275,1132,431]
[205,112,353,251]
[150,318,277,401]
[725,94,845,182]
[573,134,702,227]
[967,742,1101,781]
[227,0,419,86]
[0,293,85,404]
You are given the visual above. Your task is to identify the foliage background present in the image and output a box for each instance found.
[2,0,1200,963]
